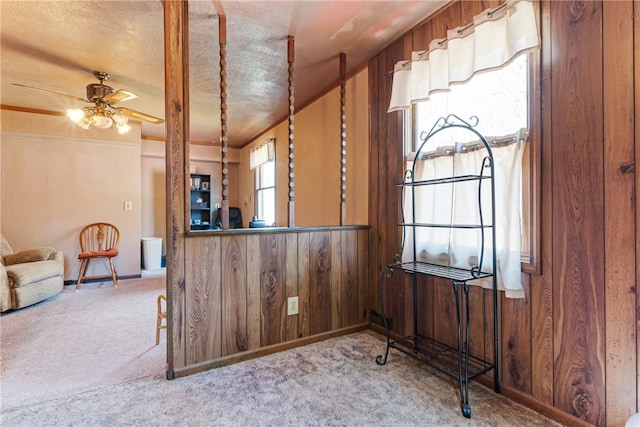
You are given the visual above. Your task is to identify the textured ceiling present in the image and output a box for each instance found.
[1,0,447,148]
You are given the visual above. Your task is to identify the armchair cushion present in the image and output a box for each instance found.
[4,247,56,266]
[5,260,64,289]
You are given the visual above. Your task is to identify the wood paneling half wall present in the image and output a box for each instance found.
[174,227,369,375]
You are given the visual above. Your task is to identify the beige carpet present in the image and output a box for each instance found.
[0,277,562,426]
[0,277,167,411]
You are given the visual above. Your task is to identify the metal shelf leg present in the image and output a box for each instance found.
[376,267,393,365]
[453,281,472,418]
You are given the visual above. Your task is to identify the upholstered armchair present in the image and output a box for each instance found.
[0,234,64,312]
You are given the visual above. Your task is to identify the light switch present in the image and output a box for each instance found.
[287,296,299,315]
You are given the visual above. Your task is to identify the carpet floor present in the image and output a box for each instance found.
[1,278,561,427]
[0,277,167,411]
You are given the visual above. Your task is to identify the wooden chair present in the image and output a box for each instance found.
[156,294,167,345]
[76,222,120,291]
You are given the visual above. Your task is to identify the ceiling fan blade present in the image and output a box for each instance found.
[118,107,164,124]
[103,89,138,104]
[11,82,86,102]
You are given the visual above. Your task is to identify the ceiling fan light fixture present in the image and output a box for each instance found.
[68,106,131,133]
[16,70,161,135]
[66,108,85,123]
[112,113,128,126]
[78,116,91,129]
[116,123,131,134]
[90,114,113,129]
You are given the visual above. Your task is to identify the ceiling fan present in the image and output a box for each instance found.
[12,71,164,133]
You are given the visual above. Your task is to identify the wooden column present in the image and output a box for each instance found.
[635,0,640,412]
[219,14,230,229]
[551,2,606,423]
[163,0,189,377]
[339,52,347,225]
[287,35,295,227]
[603,2,637,425]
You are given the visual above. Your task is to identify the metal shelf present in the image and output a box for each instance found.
[376,115,499,420]
[390,334,495,381]
[397,174,491,187]
[398,222,493,229]
[389,261,492,282]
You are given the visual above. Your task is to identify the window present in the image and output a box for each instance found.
[250,139,276,226]
[414,55,535,264]
[412,55,528,152]
[255,160,275,226]
[406,53,538,297]
[389,1,541,282]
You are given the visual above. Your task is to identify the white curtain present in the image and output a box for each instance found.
[249,139,275,170]
[388,0,539,112]
[402,130,527,298]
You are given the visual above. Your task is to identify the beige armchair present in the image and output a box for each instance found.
[0,234,64,312]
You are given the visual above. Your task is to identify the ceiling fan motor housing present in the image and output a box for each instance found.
[86,83,115,103]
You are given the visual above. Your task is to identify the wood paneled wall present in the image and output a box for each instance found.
[175,227,368,373]
[368,1,638,426]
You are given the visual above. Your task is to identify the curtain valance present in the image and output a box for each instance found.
[388,0,539,112]
[249,139,275,170]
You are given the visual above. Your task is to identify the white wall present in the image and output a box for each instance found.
[1,110,142,281]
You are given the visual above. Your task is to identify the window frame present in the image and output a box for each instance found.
[522,49,541,275]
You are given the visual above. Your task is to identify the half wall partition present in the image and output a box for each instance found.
[163,1,370,378]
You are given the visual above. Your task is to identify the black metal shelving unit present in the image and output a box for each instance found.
[375,115,499,419]
[190,173,212,230]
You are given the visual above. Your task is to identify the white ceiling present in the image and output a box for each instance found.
[1,0,447,148]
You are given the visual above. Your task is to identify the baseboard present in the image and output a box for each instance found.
[171,322,370,379]
[368,323,593,427]
[63,274,142,286]
[369,322,390,338]
[500,385,593,427]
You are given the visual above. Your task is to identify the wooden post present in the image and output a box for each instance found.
[287,35,295,227]
[163,0,189,377]
[339,52,347,225]
[219,14,230,229]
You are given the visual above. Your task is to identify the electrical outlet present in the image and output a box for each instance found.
[215,203,220,209]
[124,201,133,211]
[287,296,299,316]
